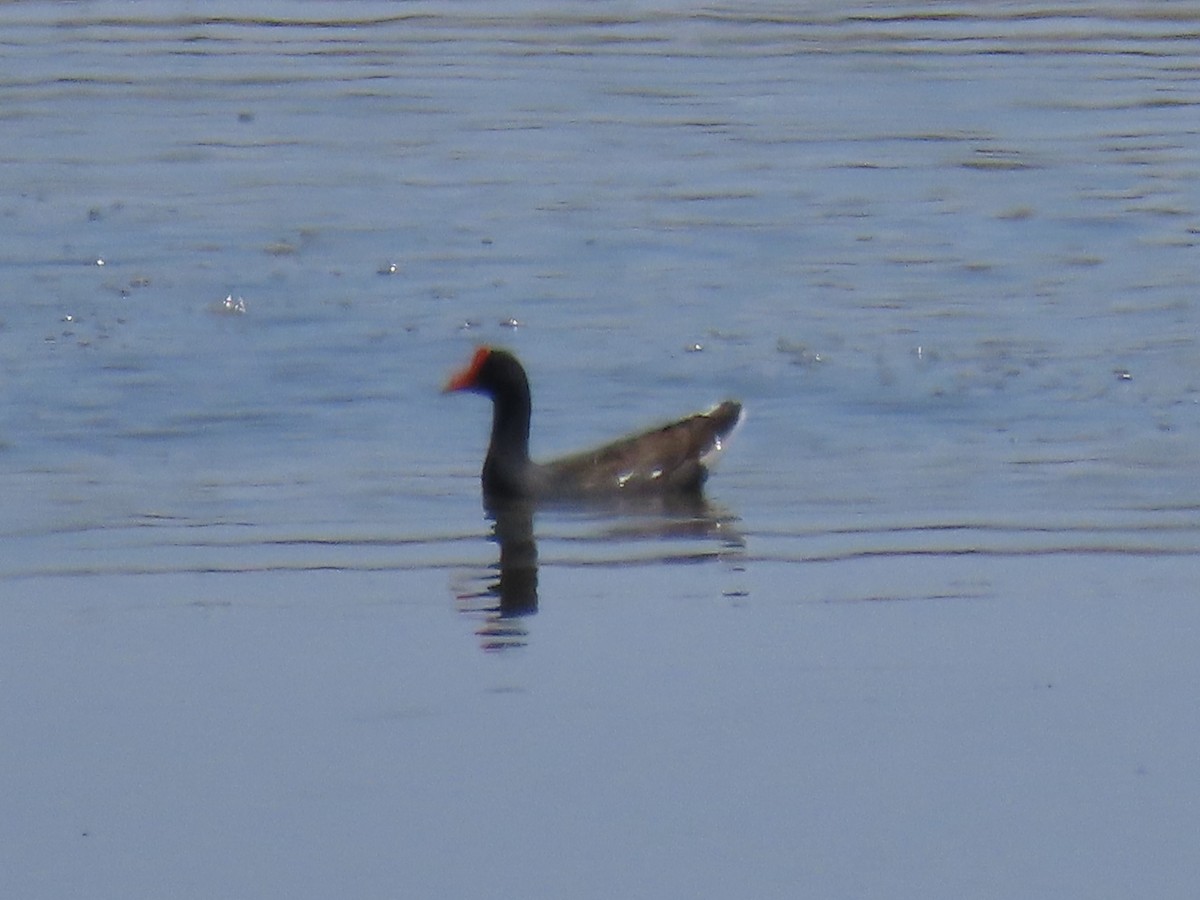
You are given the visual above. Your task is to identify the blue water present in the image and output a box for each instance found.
[3,3,1200,898]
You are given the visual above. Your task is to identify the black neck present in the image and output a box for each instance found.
[488,386,531,466]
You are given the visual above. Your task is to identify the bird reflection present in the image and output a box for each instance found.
[456,495,743,652]
[488,499,540,615]
[454,499,538,651]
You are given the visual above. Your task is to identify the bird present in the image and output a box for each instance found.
[444,346,742,501]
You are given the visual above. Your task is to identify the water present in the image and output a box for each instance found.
[2,3,1200,897]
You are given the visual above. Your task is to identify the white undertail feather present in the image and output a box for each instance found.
[699,403,746,470]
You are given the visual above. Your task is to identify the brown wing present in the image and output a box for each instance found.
[539,401,743,496]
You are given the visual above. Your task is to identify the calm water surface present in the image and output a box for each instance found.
[2,3,1199,897]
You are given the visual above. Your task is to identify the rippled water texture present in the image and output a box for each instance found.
[2,3,1199,897]
[3,2,1199,570]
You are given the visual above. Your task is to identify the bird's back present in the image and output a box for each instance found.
[536,401,743,496]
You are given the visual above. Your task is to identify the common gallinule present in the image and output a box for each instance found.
[444,346,742,500]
